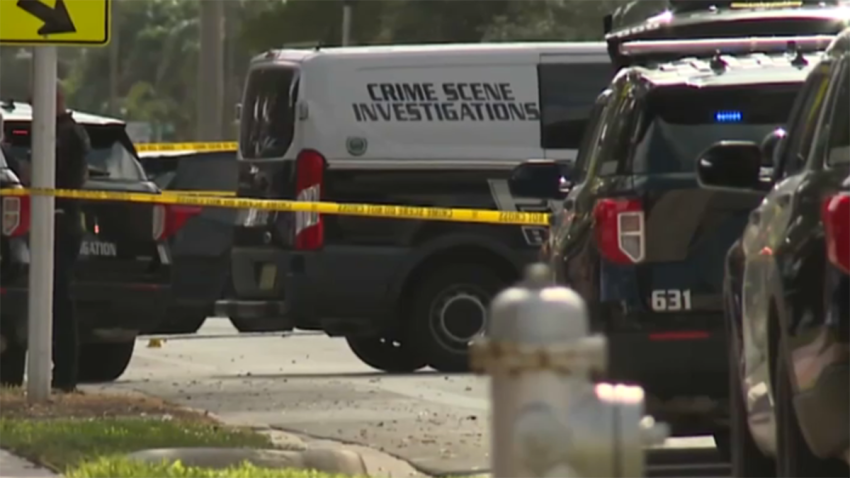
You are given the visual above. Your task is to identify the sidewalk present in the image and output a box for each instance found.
[0,449,59,478]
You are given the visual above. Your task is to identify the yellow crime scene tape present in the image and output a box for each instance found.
[0,187,551,226]
[135,142,237,153]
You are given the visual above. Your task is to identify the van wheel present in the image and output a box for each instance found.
[346,336,427,373]
[78,341,135,383]
[409,264,504,373]
[229,317,289,333]
[0,335,25,387]
[775,341,848,476]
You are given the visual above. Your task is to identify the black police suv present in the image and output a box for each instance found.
[698,30,850,476]
[0,102,191,384]
[137,148,238,334]
[508,45,825,448]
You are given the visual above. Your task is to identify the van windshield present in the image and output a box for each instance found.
[632,84,800,174]
[240,65,299,159]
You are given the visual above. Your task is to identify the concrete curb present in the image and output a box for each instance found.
[0,449,61,478]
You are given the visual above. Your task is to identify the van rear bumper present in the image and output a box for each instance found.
[220,245,404,334]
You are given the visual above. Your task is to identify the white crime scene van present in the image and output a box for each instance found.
[220,42,614,372]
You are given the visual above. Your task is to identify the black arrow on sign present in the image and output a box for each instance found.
[16,0,76,36]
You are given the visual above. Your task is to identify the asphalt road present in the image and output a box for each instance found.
[101,319,729,477]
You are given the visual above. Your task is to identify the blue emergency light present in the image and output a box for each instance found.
[715,110,743,123]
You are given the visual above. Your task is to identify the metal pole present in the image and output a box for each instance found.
[341,1,353,46]
[198,0,224,141]
[26,47,58,403]
[109,0,120,116]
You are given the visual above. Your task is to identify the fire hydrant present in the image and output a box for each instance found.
[470,263,669,478]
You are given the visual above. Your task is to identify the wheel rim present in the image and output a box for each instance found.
[428,285,488,354]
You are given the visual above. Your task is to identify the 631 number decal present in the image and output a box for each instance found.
[650,290,692,312]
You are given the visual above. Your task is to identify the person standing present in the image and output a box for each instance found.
[51,88,90,392]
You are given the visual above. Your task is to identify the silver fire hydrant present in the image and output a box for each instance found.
[470,263,669,478]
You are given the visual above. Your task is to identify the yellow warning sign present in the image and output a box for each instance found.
[0,0,111,46]
[0,187,551,226]
[135,142,238,153]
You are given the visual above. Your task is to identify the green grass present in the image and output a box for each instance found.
[0,417,270,473]
[67,458,357,478]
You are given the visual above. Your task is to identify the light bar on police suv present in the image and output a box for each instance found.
[619,34,836,56]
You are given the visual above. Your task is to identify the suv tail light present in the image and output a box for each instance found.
[593,198,645,264]
[2,196,30,237]
[294,149,325,251]
[823,193,849,274]
[152,204,203,241]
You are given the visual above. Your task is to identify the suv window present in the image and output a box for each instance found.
[778,68,830,176]
[631,84,800,174]
[539,62,615,150]
[824,68,849,167]
[240,66,299,160]
[3,123,145,181]
[572,91,612,183]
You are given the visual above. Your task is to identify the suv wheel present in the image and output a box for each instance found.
[346,336,427,373]
[409,264,505,373]
[775,341,848,476]
[78,341,135,383]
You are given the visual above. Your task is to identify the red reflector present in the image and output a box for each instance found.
[648,331,710,341]
[11,129,28,136]
[593,198,645,264]
[823,193,850,274]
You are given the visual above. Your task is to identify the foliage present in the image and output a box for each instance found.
[0,417,269,472]
[67,458,358,478]
[0,0,643,141]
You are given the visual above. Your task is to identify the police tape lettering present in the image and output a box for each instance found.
[0,188,551,226]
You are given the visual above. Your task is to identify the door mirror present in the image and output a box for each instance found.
[760,128,787,167]
[696,141,764,191]
[509,159,566,199]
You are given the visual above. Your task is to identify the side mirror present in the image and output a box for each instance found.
[509,159,566,199]
[696,141,763,191]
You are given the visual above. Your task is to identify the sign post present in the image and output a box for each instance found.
[0,0,112,403]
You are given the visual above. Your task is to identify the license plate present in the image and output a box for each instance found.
[259,264,277,290]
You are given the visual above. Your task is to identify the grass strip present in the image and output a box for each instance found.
[0,417,271,472]
[67,457,356,478]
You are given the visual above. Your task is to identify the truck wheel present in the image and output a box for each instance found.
[346,336,427,373]
[152,309,207,335]
[775,341,847,476]
[0,336,25,387]
[229,317,288,333]
[78,341,135,383]
[409,264,505,373]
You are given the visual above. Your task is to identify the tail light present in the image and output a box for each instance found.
[152,204,202,241]
[2,196,30,237]
[294,149,325,251]
[593,198,645,264]
[823,193,849,274]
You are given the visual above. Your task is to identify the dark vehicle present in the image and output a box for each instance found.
[508,43,825,450]
[0,102,192,383]
[605,0,850,67]
[138,149,238,334]
[698,30,850,476]
[218,44,615,371]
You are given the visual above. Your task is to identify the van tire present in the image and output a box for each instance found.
[408,264,504,373]
[151,309,207,335]
[346,336,427,373]
[229,317,289,333]
[78,341,135,383]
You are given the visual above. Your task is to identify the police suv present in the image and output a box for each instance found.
[0,102,191,384]
[217,42,615,371]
